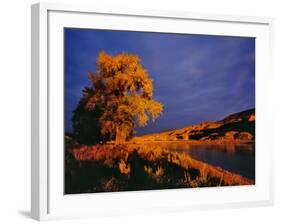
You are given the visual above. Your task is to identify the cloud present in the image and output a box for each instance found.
[64,29,255,135]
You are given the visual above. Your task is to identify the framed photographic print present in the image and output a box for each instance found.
[31,2,274,221]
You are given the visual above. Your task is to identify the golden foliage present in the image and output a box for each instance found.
[85,51,163,143]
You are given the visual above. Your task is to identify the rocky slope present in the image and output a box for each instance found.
[132,108,255,142]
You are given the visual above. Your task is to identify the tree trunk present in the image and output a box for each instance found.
[115,126,126,144]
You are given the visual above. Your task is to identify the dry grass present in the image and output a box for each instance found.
[65,140,253,194]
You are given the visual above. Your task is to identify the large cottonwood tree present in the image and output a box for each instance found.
[73,51,163,144]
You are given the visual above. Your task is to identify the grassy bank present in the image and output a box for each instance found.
[65,138,254,194]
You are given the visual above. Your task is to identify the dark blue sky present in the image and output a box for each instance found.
[65,28,255,135]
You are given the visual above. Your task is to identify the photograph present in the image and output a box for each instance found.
[64,28,255,194]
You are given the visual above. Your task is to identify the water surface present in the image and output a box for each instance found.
[168,143,255,180]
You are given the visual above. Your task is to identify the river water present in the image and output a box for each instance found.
[167,143,255,180]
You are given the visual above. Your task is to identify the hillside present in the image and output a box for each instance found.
[132,108,255,142]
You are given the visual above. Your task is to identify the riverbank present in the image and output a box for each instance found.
[127,139,254,145]
[65,140,254,194]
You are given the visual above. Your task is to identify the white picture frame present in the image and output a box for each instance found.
[31,2,274,221]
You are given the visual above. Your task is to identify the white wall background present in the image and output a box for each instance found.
[0,0,280,223]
